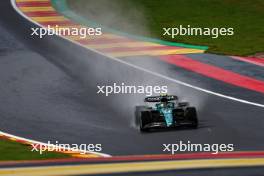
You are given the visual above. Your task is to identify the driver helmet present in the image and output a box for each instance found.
[160,94,168,107]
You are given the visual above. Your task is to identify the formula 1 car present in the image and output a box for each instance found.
[135,94,198,132]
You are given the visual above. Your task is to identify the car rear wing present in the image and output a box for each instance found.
[144,95,178,102]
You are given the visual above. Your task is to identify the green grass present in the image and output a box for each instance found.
[0,139,70,161]
[67,0,264,56]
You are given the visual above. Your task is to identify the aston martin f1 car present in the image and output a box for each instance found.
[135,95,198,132]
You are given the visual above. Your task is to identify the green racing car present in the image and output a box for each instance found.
[135,94,198,132]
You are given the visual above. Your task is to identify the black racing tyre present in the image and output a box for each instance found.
[185,107,198,128]
[140,111,151,132]
[135,106,148,126]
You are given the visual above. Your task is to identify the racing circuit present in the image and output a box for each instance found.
[0,0,264,175]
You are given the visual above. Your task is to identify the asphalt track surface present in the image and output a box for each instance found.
[0,0,264,160]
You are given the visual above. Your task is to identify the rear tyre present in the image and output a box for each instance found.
[140,111,151,132]
[135,106,148,126]
[185,107,198,128]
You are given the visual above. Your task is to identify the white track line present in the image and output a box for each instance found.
[10,0,264,110]
[0,131,111,157]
